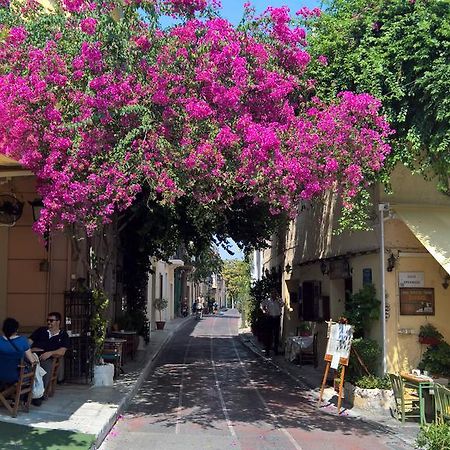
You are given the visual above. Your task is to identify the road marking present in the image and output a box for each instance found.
[228,318,303,450]
[175,336,192,434]
[210,317,237,438]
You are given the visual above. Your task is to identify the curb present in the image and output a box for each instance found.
[93,317,192,449]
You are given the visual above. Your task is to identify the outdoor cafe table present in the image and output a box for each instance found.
[285,335,314,362]
[111,331,137,361]
[400,371,435,425]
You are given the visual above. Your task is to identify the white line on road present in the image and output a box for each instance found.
[228,317,303,450]
[210,317,237,438]
[175,337,192,434]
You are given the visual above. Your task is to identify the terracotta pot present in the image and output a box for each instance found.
[418,336,441,346]
[155,321,165,330]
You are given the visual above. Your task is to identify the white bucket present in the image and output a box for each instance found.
[93,363,114,387]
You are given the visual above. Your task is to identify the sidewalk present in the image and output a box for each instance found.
[239,329,420,450]
[0,317,190,450]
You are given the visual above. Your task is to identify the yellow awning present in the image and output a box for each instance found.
[394,205,450,275]
[0,154,21,167]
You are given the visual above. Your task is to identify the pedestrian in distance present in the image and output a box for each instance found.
[260,289,284,356]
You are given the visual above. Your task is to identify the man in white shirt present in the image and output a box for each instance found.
[260,290,284,356]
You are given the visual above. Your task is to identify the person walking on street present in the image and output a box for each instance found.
[260,290,284,356]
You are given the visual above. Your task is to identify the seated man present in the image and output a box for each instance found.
[29,312,70,399]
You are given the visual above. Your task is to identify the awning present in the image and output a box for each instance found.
[0,154,21,167]
[394,205,450,275]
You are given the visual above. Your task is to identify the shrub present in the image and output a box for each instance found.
[418,342,450,377]
[416,423,450,450]
[154,298,168,322]
[419,324,444,340]
[347,338,381,381]
[354,375,391,390]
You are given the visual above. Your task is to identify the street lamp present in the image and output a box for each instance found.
[29,198,44,222]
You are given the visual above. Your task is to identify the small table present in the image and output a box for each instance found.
[400,371,435,425]
[285,336,314,362]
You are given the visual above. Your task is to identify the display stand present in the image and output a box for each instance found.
[318,321,353,415]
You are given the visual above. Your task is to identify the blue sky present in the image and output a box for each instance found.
[217,0,321,25]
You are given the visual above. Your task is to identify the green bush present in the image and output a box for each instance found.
[354,375,391,390]
[419,324,444,341]
[344,284,380,338]
[418,342,450,377]
[348,338,381,382]
[416,423,450,450]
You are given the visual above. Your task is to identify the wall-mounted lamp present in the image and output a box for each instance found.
[320,260,329,276]
[284,263,292,274]
[28,198,44,222]
[386,252,397,272]
[443,275,450,290]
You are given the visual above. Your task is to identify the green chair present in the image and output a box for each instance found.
[389,373,421,423]
[435,383,450,424]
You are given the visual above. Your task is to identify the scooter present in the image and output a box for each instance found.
[195,307,202,320]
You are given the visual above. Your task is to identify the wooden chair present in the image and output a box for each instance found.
[44,356,61,398]
[435,383,450,424]
[298,332,318,368]
[388,373,421,423]
[0,357,36,417]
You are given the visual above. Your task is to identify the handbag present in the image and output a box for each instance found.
[32,362,46,399]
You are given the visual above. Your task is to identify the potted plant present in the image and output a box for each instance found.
[154,298,168,330]
[91,289,115,387]
[418,324,444,346]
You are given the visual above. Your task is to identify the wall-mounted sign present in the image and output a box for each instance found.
[399,288,435,316]
[399,272,424,288]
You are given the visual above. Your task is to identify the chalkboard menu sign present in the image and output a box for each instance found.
[399,288,435,315]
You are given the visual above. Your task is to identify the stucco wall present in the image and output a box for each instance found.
[0,176,69,330]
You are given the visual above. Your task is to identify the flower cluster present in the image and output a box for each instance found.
[0,0,393,236]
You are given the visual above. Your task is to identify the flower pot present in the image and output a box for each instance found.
[156,321,165,330]
[418,336,441,346]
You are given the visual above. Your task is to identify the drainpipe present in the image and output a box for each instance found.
[378,203,389,375]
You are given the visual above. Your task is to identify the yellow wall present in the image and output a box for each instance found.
[266,164,450,374]
[0,176,69,331]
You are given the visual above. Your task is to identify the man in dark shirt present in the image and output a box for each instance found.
[29,312,70,393]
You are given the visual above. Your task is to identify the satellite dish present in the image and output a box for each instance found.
[0,194,24,226]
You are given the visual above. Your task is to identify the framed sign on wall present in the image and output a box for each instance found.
[399,288,435,315]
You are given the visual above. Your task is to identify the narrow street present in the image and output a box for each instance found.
[100,311,412,450]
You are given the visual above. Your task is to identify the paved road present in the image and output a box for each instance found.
[101,310,412,450]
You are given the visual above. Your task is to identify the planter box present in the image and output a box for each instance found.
[155,321,165,330]
[418,336,441,346]
[344,382,393,412]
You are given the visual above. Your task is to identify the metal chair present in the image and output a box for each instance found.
[435,383,450,424]
[0,357,36,417]
[388,373,421,423]
[298,332,318,368]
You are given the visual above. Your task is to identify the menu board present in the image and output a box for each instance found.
[325,323,353,369]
